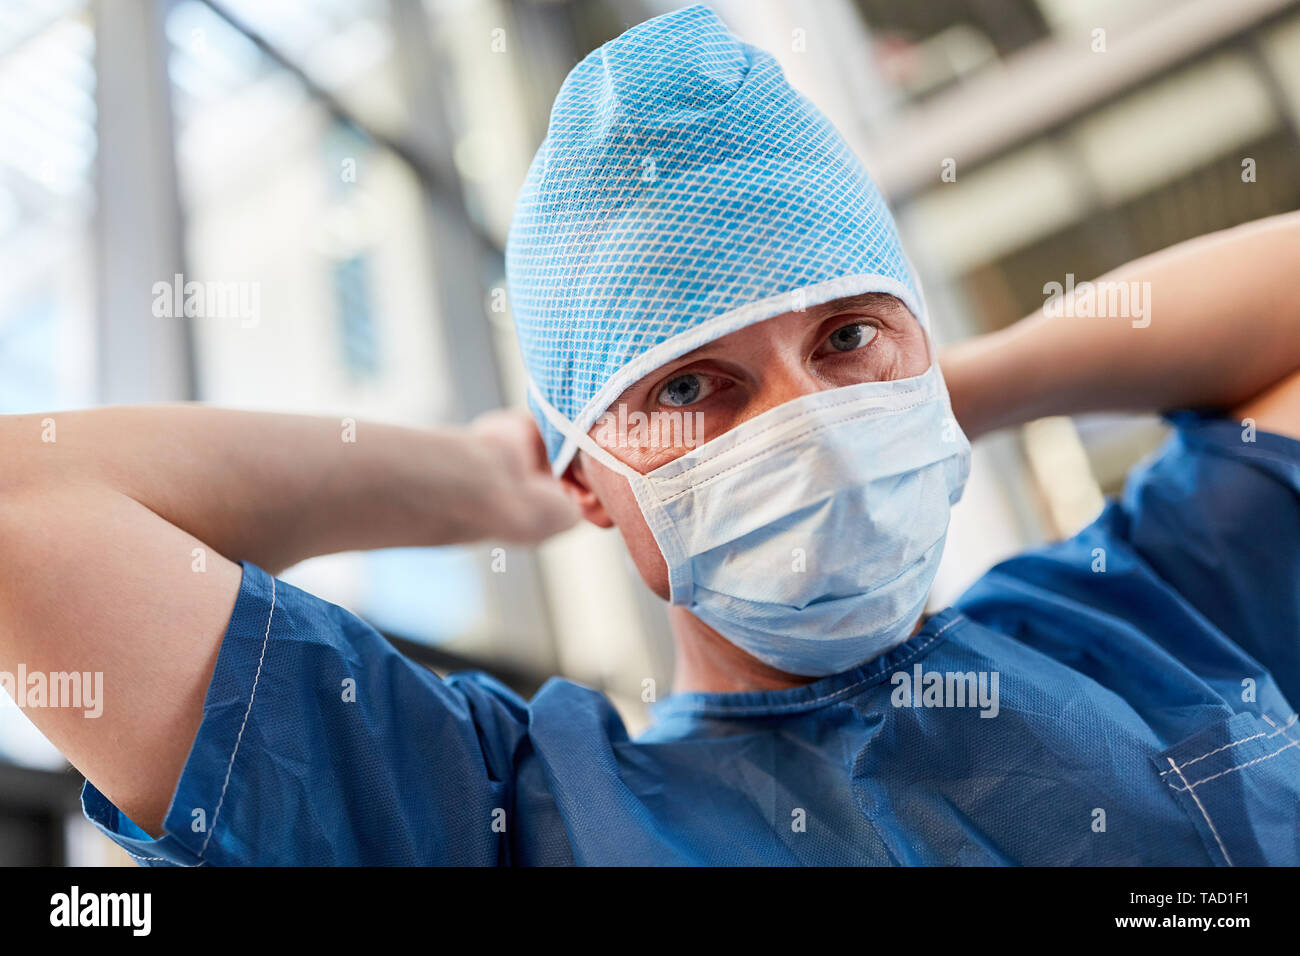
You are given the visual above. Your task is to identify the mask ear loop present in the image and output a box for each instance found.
[526,381,696,605]
[911,320,972,497]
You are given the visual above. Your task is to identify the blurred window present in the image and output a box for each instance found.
[164,0,492,651]
[0,2,96,416]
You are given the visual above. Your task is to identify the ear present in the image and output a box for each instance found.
[561,454,615,529]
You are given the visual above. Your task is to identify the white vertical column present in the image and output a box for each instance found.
[93,0,192,403]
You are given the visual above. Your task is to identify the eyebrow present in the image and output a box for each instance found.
[622,292,910,398]
[809,291,906,317]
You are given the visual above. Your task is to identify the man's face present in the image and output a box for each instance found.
[562,293,932,600]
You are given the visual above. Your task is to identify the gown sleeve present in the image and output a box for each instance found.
[80,562,532,865]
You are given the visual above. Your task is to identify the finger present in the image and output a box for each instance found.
[504,479,581,543]
[517,410,552,474]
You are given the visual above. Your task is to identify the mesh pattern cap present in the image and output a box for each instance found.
[507,3,923,473]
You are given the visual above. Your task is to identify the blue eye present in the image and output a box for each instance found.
[826,323,876,353]
[658,373,711,407]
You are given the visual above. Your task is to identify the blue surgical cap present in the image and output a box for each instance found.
[507,3,923,473]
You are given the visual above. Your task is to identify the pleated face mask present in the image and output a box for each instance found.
[508,4,971,674]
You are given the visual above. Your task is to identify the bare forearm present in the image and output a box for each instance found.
[941,211,1300,439]
[2,406,500,573]
[0,405,572,836]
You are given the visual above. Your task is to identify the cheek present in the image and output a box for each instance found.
[590,469,672,602]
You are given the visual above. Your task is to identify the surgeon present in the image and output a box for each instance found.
[2,4,1298,865]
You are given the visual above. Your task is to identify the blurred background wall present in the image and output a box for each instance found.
[1,0,1298,863]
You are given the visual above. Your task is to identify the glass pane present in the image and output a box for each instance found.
[0,3,96,416]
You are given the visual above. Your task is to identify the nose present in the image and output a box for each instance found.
[742,348,834,422]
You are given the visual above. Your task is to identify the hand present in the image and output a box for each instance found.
[468,407,581,544]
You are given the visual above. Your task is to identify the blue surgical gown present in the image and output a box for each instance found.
[81,410,1300,865]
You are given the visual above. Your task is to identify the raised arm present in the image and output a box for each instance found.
[941,211,1300,441]
[0,405,575,837]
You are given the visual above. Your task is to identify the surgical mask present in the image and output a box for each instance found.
[533,361,971,676]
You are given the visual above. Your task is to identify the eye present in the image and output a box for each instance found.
[819,322,878,355]
[656,371,718,407]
